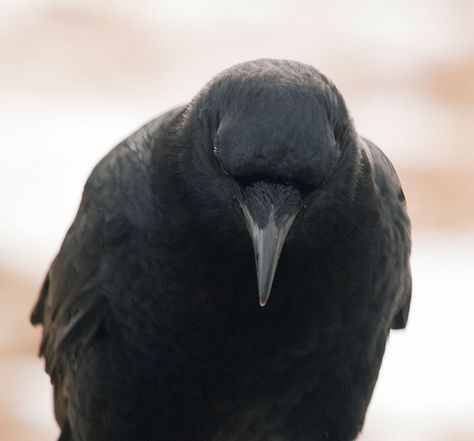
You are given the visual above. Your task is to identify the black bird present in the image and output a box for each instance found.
[31,59,411,441]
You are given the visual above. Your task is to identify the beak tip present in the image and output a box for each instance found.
[258,290,270,307]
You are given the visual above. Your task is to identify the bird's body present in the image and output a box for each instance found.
[32,60,411,441]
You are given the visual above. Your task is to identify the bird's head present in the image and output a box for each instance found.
[177,59,360,306]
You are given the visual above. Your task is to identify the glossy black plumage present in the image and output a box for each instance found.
[31,59,411,441]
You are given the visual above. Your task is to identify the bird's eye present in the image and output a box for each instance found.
[212,143,230,177]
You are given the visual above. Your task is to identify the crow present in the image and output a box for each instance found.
[31,59,411,441]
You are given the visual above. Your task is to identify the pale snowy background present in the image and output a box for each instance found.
[1,1,473,440]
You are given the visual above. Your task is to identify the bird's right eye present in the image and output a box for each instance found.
[212,143,230,177]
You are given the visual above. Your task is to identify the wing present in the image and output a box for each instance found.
[30,106,184,431]
[361,137,412,330]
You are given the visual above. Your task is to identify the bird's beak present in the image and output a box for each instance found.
[239,185,300,307]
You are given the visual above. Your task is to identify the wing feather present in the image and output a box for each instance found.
[30,107,184,432]
[361,137,412,329]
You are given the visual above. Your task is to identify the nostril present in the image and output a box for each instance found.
[235,173,314,197]
[238,181,304,228]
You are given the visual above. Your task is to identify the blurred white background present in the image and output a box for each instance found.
[1,1,473,440]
